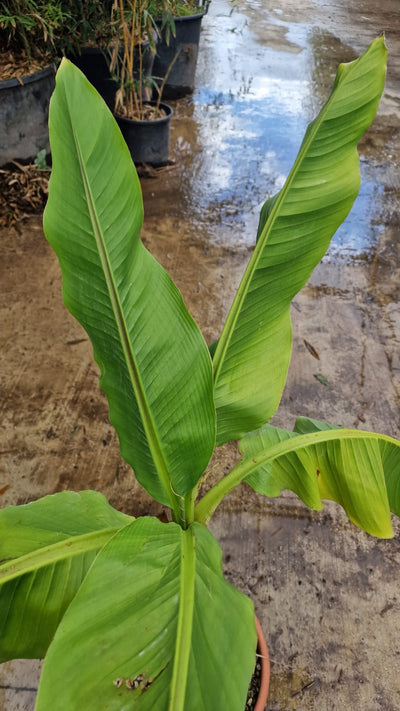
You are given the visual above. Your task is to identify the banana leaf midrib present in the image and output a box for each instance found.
[73,131,179,515]
[0,528,121,582]
[169,527,196,710]
[241,428,398,475]
[195,426,398,525]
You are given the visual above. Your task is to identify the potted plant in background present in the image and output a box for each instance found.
[0,0,114,165]
[150,0,210,98]
[0,0,70,75]
[109,0,174,165]
[63,0,118,112]
[0,37,398,711]
[0,0,64,165]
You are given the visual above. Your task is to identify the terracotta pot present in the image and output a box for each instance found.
[254,616,270,710]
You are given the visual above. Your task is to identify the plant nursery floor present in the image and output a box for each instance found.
[1,0,400,709]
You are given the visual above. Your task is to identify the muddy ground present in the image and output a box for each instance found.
[1,0,400,708]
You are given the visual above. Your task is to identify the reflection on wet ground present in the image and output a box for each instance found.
[144,0,399,261]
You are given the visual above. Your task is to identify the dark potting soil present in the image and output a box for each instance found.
[246,654,262,710]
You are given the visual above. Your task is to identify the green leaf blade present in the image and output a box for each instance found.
[0,490,131,560]
[35,518,256,711]
[213,37,387,445]
[0,491,132,661]
[44,60,215,510]
[240,423,399,538]
[379,439,400,517]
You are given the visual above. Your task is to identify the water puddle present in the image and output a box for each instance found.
[171,0,399,261]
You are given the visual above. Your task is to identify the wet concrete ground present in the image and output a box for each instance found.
[1,0,400,708]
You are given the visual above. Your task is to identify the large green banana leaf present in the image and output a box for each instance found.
[43,60,215,516]
[35,517,256,711]
[0,491,132,660]
[294,416,400,518]
[212,37,387,445]
[239,421,400,538]
[195,419,400,535]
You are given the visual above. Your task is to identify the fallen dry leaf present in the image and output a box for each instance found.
[0,163,50,230]
[304,339,320,360]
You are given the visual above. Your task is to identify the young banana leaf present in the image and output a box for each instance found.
[213,37,387,445]
[43,60,216,519]
[195,419,400,536]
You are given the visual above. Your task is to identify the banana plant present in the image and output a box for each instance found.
[1,36,398,710]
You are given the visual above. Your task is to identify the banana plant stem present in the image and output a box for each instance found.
[194,457,255,526]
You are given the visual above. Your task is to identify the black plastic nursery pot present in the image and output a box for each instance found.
[153,13,204,98]
[67,48,117,111]
[0,64,55,167]
[115,102,173,166]
[68,43,156,112]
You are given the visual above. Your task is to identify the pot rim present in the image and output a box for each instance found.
[155,12,205,23]
[114,101,173,125]
[0,63,55,90]
[254,616,270,711]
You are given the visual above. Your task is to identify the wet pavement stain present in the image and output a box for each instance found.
[142,0,399,266]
